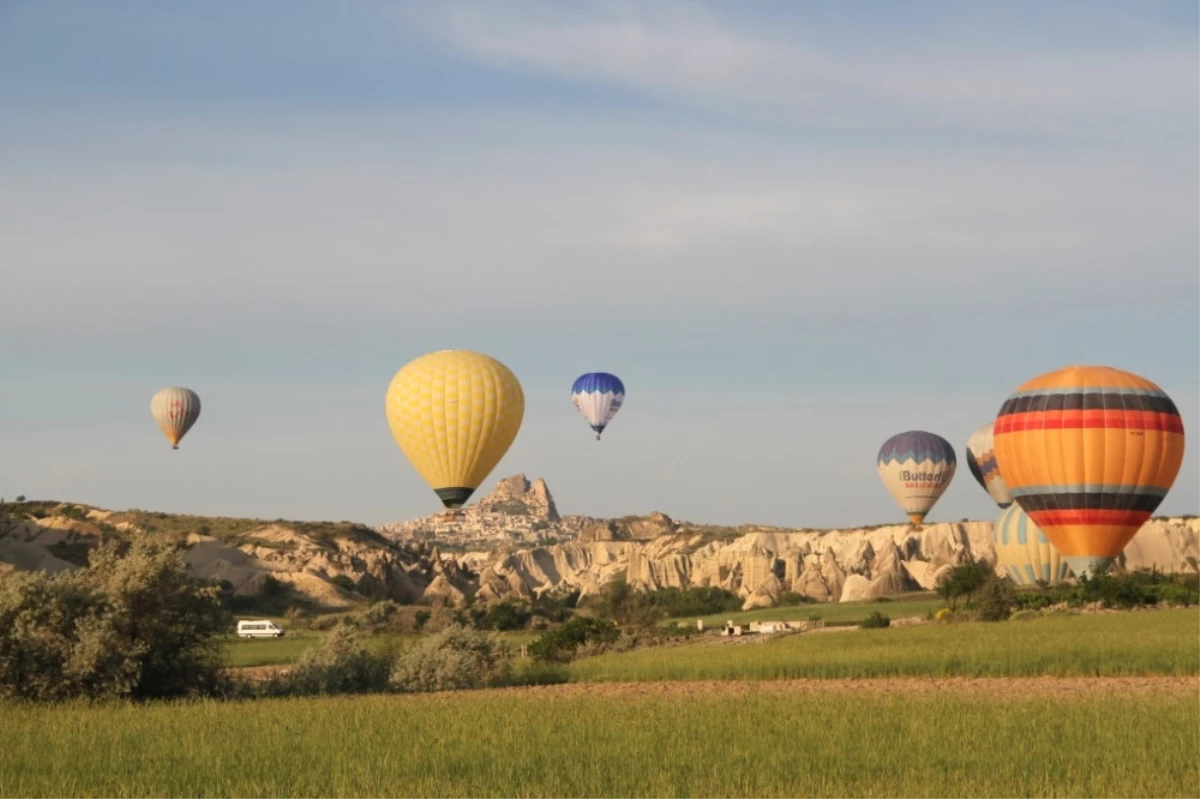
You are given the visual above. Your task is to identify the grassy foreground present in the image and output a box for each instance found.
[564,609,1200,682]
[3,687,1195,798]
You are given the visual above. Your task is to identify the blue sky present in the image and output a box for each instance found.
[1,0,1196,528]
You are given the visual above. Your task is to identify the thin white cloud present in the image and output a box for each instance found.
[1,114,1193,341]
[415,1,1196,135]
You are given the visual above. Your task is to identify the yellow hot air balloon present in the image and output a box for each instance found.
[150,387,201,450]
[385,350,524,511]
[992,503,1069,586]
[992,365,1186,579]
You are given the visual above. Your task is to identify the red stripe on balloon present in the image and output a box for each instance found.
[1030,509,1150,527]
[995,411,1183,434]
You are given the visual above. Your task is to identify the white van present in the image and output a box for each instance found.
[236,620,285,638]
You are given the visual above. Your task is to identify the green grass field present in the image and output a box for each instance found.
[667,594,943,628]
[3,687,1195,798]
[564,609,1200,682]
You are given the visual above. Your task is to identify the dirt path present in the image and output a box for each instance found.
[487,676,1199,700]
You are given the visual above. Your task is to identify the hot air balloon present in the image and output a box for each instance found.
[993,503,1070,586]
[571,372,625,440]
[965,422,1013,509]
[992,365,1186,579]
[877,430,956,528]
[385,350,524,512]
[150,387,201,450]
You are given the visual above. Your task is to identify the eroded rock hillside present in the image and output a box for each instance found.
[0,501,442,610]
[2,474,1196,611]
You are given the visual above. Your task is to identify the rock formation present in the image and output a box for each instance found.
[3,485,1197,612]
[377,474,592,550]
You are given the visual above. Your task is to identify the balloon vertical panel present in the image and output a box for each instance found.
[993,503,1069,586]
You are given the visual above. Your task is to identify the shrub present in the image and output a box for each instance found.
[285,606,311,630]
[529,616,621,663]
[474,601,530,631]
[86,537,230,698]
[413,610,432,631]
[267,624,392,697]
[861,611,891,629]
[0,536,229,701]
[390,624,512,693]
[0,571,141,701]
[59,504,89,522]
[357,600,402,628]
[1155,583,1195,608]
[976,579,1018,622]
[580,582,740,626]
[329,575,357,593]
[937,561,991,610]
[776,592,815,607]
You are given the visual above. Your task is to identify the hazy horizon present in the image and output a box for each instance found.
[2,1,1197,529]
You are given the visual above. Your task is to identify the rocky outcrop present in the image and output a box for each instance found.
[4,493,1197,613]
[456,515,1199,607]
[377,474,592,549]
[0,502,438,610]
[742,573,785,610]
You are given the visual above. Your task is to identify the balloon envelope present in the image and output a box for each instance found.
[877,430,956,526]
[993,503,1070,586]
[385,350,525,509]
[150,387,201,449]
[966,422,1013,508]
[571,372,625,439]
[992,364,1185,579]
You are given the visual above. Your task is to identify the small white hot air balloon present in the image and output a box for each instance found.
[150,387,201,450]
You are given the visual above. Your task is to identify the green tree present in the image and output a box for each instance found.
[0,536,229,701]
[529,616,620,663]
[86,536,230,698]
[937,561,991,611]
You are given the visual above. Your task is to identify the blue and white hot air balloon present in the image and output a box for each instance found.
[571,372,625,440]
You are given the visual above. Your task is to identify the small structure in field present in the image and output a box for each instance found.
[749,621,786,634]
[721,618,826,637]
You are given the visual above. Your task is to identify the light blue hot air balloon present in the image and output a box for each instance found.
[571,372,625,440]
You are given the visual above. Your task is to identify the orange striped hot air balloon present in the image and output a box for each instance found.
[992,365,1185,579]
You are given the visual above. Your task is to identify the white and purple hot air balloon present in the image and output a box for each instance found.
[877,430,956,528]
